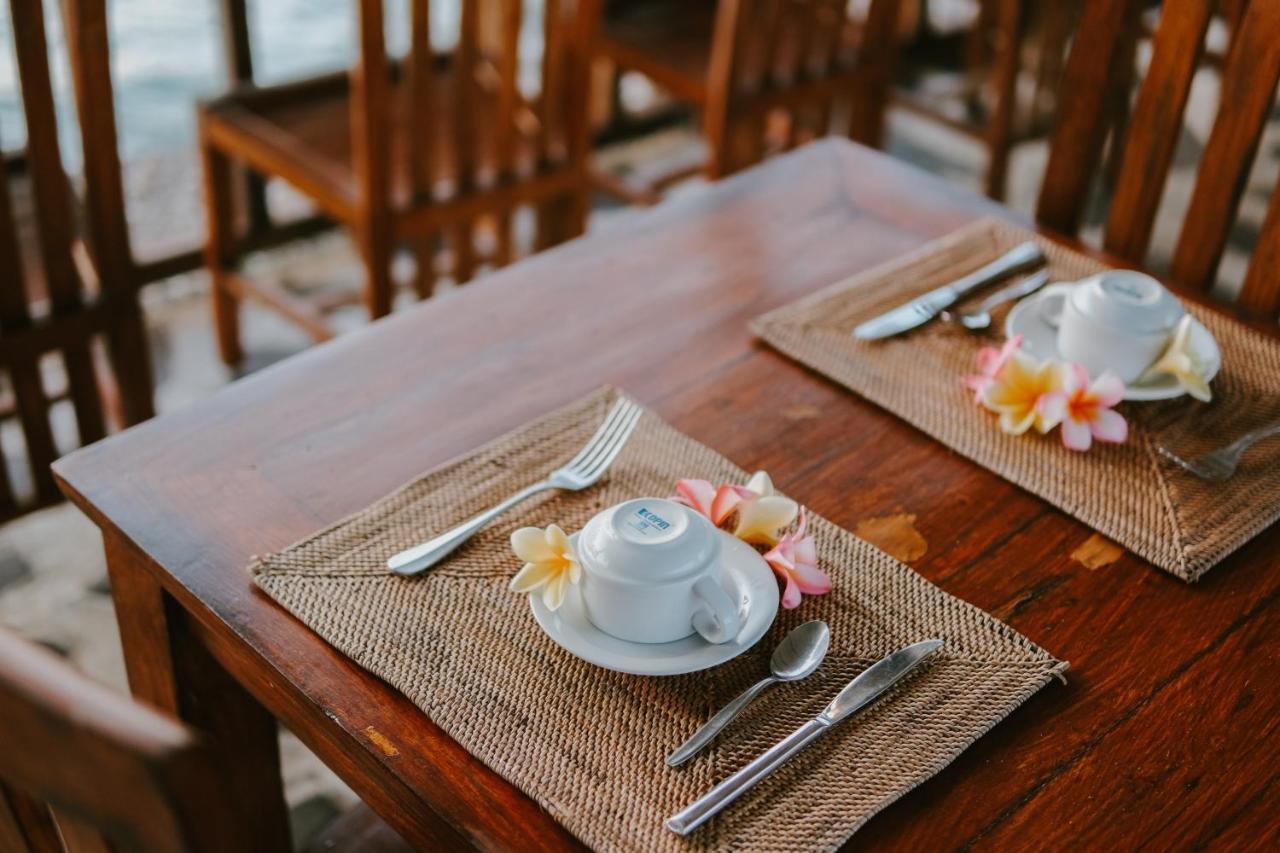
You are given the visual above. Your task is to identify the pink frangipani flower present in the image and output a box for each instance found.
[1054,364,1128,452]
[675,472,798,544]
[963,334,1023,403]
[762,509,831,609]
[674,479,755,526]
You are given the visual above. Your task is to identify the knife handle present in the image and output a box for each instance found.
[666,718,829,836]
[946,241,1045,299]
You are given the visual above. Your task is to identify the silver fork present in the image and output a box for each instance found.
[1158,417,1280,481]
[387,397,643,575]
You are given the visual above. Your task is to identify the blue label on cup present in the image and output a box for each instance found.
[626,506,671,537]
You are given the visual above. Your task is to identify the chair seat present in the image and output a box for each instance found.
[202,63,539,221]
[598,0,869,109]
[598,0,719,105]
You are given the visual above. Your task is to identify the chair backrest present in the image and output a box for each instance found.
[1037,0,1280,315]
[350,0,591,253]
[702,0,901,177]
[0,628,240,852]
[0,0,153,520]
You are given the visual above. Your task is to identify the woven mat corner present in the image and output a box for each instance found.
[252,387,1064,851]
[753,218,1280,582]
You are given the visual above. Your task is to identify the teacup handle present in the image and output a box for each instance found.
[691,576,741,645]
[1038,282,1075,330]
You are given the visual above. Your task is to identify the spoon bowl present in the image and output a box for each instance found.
[770,620,831,681]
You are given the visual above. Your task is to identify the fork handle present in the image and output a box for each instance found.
[387,480,552,575]
[1229,419,1280,455]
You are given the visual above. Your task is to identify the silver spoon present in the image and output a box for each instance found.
[666,620,830,767]
[942,269,1051,330]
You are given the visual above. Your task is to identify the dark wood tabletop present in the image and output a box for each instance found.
[53,140,1280,851]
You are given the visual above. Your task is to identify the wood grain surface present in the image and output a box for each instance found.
[54,140,1280,850]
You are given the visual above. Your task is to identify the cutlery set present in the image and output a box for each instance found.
[853,241,1046,340]
[385,399,946,831]
[668,638,943,836]
[852,242,1273,481]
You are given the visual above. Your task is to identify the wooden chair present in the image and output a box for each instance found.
[0,626,413,852]
[0,0,154,521]
[587,0,902,193]
[1037,0,1280,316]
[894,0,1080,201]
[199,0,593,365]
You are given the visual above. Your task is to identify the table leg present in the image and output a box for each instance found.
[104,528,291,852]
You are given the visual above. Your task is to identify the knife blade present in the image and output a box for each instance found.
[665,639,944,836]
[853,241,1045,340]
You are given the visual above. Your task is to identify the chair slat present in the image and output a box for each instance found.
[493,0,521,181]
[846,0,899,148]
[780,0,827,146]
[352,0,395,317]
[537,0,564,171]
[705,0,765,176]
[60,0,154,425]
[1238,174,1280,314]
[453,0,480,282]
[0,150,60,506]
[759,0,788,92]
[493,0,521,265]
[407,0,438,298]
[1036,0,1142,236]
[1103,0,1213,262]
[533,0,565,252]
[352,0,391,208]
[1170,0,1280,292]
[407,0,437,199]
[805,0,848,136]
[11,0,106,447]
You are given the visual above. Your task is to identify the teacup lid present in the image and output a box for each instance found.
[577,498,720,585]
[1071,270,1184,333]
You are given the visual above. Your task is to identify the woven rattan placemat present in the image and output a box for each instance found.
[753,218,1280,583]
[252,387,1064,851]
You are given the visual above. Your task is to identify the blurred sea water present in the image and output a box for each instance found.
[0,0,438,165]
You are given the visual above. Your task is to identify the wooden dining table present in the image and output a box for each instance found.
[52,140,1280,850]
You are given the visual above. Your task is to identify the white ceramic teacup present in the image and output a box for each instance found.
[574,498,742,645]
[1040,270,1184,383]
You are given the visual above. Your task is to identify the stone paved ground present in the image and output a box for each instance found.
[0,63,1273,848]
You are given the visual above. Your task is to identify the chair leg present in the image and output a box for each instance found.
[360,223,394,319]
[104,303,156,425]
[412,234,437,300]
[535,189,588,250]
[199,136,243,366]
[453,222,476,285]
[706,113,766,180]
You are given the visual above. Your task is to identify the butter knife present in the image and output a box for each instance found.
[853,242,1045,340]
[665,638,943,836]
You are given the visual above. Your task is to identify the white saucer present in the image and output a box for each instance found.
[529,530,780,676]
[1005,288,1221,401]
